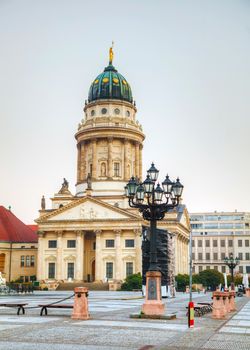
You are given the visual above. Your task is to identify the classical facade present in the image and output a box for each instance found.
[190,211,250,275]
[0,206,38,282]
[36,49,190,283]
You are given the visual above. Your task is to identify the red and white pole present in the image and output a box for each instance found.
[188,301,194,328]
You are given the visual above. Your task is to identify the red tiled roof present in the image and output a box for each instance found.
[0,206,38,243]
[27,225,38,232]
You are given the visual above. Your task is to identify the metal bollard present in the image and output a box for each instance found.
[71,287,90,320]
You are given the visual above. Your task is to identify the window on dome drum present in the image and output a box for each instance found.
[106,262,113,279]
[31,256,35,267]
[126,110,130,117]
[126,262,133,277]
[106,239,115,248]
[91,110,95,116]
[48,240,57,248]
[101,108,107,115]
[114,108,120,115]
[26,256,30,267]
[20,256,25,267]
[125,239,134,248]
[67,240,76,248]
[114,162,120,177]
[67,263,74,279]
[48,263,55,279]
[220,240,225,247]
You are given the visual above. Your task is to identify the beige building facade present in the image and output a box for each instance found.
[190,211,250,275]
[36,51,190,283]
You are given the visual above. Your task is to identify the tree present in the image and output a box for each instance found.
[121,273,142,291]
[198,269,224,290]
[175,274,189,291]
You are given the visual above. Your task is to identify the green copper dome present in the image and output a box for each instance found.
[88,63,133,103]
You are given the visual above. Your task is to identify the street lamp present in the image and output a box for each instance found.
[224,253,240,289]
[125,163,183,315]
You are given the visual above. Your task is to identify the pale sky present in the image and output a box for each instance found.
[1,0,250,224]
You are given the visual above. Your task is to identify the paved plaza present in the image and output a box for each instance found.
[0,291,249,349]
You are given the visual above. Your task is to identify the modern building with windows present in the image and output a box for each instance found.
[190,211,250,275]
[36,49,190,284]
[0,206,38,282]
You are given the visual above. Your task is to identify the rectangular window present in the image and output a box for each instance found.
[238,252,243,260]
[199,266,203,273]
[213,253,218,260]
[214,266,218,271]
[48,240,57,248]
[238,240,242,247]
[93,242,96,250]
[221,252,225,260]
[106,262,113,279]
[198,253,203,260]
[206,253,210,260]
[25,276,29,283]
[67,240,76,248]
[205,240,210,247]
[67,262,74,279]
[192,253,195,260]
[245,240,249,247]
[192,240,195,247]
[220,240,225,247]
[239,266,243,274]
[105,239,115,248]
[20,256,25,267]
[90,163,93,175]
[126,262,133,277]
[125,239,135,248]
[192,266,195,273]
[114,162,120,177]
[198,240,202,247]
[31,256,35,267]
[221,266,226,273]
[228,239,233,247]
[48,262,55,279]
[245,253,250,260]
[213,240,217,247]
[206,266,210,270]
[26,256,30,267]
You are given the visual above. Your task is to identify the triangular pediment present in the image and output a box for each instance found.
[37,196,141,222]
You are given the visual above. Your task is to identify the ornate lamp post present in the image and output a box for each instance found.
[125,163,183,315]
[224,253,240,290]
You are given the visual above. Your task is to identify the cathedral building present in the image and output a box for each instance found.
[36,49,190,284]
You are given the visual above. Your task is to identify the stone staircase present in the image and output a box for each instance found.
[56,282,109,291]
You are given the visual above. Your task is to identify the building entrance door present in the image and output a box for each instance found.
[0,254,5,273]
[92,260,95,281]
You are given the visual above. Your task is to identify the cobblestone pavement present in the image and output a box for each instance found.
[0,291,249,350]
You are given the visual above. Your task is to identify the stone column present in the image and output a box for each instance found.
[134,229,142,273]
[108,137,113,178]
[115,230,122,280]
[76,231,84,281]
[135,142,140,178]
[37,231,45,280]
[124,139,129,180]
[95,231,102,281]
[80,142,86,181]
[77,144,81,183]
[92,139,97,179]
[56,231,63,280]
[139,144,143,180]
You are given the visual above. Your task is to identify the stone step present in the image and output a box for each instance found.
[56,282,109,291]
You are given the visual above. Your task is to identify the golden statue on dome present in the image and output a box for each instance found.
[109,41,114,65]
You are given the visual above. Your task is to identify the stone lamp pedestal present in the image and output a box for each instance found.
[142,271,165,316]
[246,288,250,297]
[71,287,90,320]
